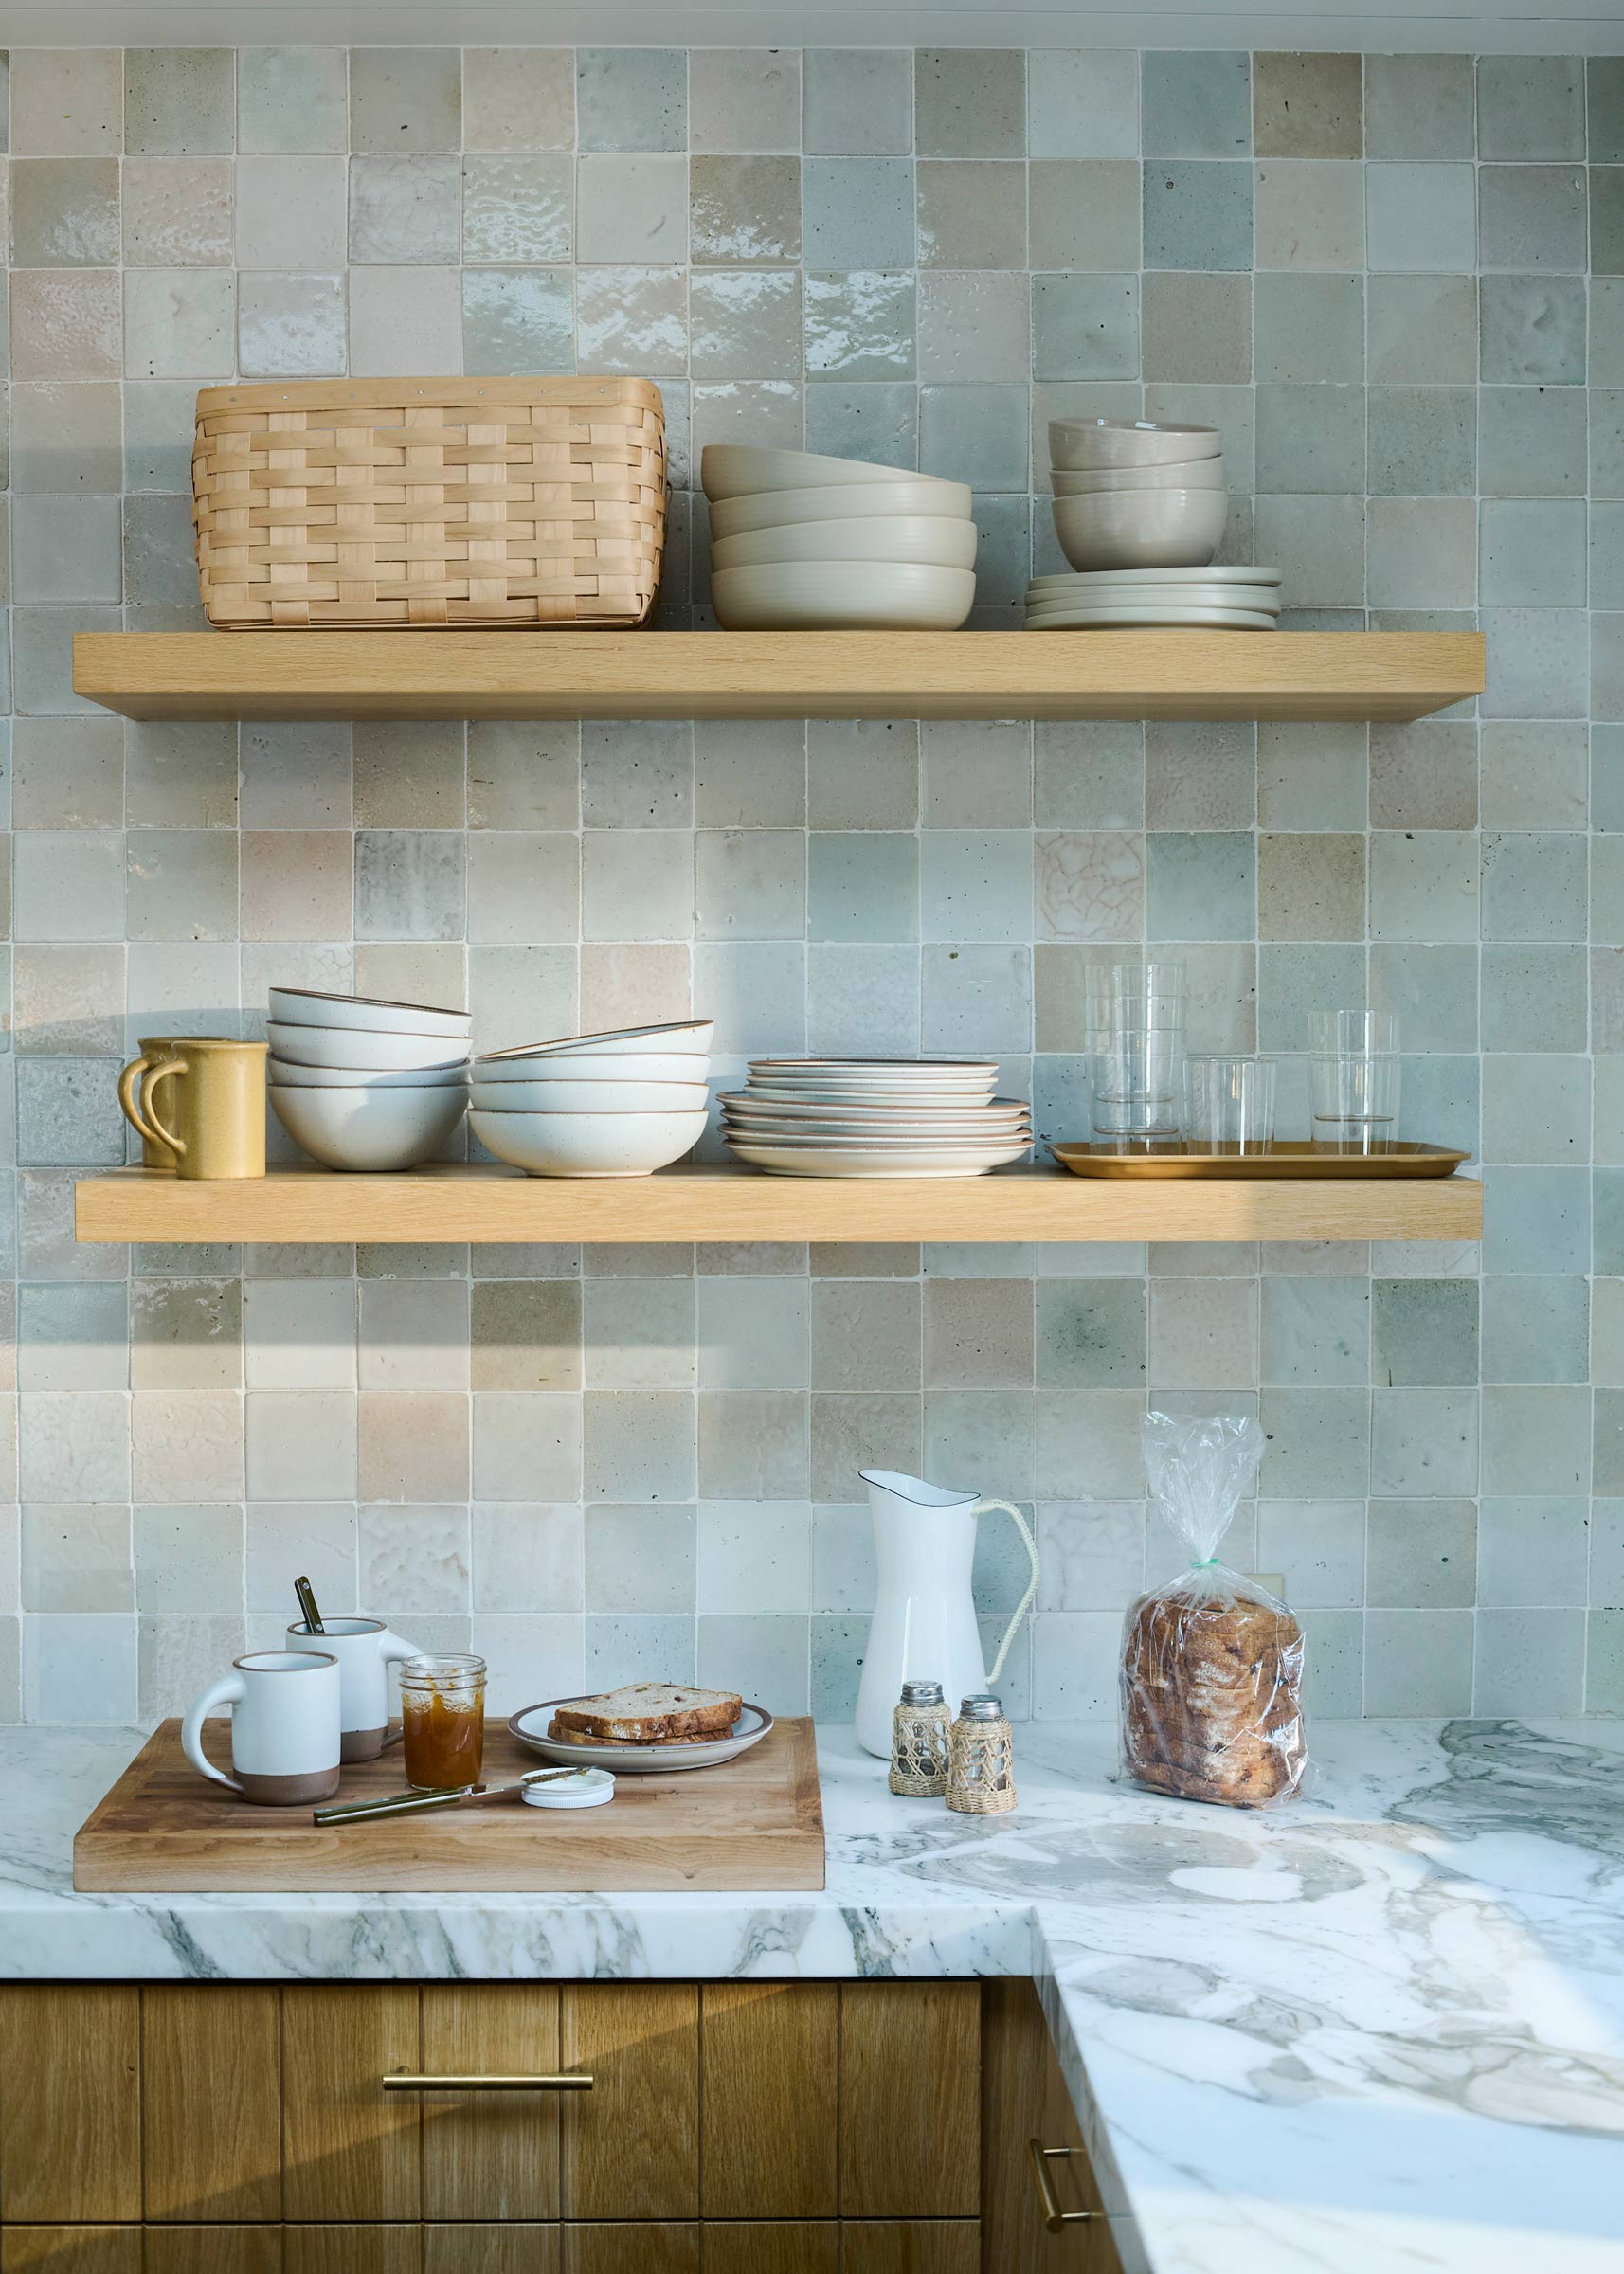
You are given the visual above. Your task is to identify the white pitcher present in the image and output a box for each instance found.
[854,1469,1040,1760]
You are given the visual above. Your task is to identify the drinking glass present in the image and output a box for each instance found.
[1186,1056,1277,1150]
[1307,1011,1400,1149]
[1085,960,1186,1036]
[1086,961,1186,1146]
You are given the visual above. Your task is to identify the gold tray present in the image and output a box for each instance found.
[1051,1141,1469,1180]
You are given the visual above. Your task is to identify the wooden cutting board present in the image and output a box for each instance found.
[74,1717,825,1892]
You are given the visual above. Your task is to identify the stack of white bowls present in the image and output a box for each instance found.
[470,1020,713,1177]
[702,445,977,630]
[266,989,470,1171]
[1048,418,1230,574]
[721,1058,1032,1179]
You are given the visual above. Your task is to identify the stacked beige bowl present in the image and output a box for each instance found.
[266,989,469,1170]
[702,446,977,629]
[1035,418,1279,631]
[470,1020,712,1177]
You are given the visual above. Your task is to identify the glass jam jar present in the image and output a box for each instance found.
[399,1654,486,1792]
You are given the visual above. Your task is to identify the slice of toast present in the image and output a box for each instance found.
[551,1683,743,1742]
[546,1717,730,1749]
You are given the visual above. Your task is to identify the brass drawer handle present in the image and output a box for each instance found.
[385,2072,594,2092]
[1028,2139,1096,2232]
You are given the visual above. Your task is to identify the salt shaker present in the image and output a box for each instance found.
[946,1692,1017,1815]
[889,1678,950,1796]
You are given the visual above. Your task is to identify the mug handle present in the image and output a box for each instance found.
[182,1669,245,1793]
[142,1057,189,1159]
[375,1631,419,1752]
[117,1055,163,1147]
[973,1500,1042,1688]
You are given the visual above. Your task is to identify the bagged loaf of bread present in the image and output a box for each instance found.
[1119,1411,1307,1809]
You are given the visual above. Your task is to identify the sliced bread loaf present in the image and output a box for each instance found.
[552,1683,743,1741]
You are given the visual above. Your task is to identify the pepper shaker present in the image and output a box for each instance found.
[947,1692,1017,1815]
[890,1678,951,1796]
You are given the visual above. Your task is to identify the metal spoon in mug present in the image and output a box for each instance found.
[313,1767,586,1827]
[294,1575,324,1636]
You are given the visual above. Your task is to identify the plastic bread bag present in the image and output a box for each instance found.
[1118,1410,1308,1808]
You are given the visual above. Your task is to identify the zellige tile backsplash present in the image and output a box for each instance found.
[0,43,1621,1726]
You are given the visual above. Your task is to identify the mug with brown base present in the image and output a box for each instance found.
[181,1650,342,1804]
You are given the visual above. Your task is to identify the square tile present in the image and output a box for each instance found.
[349,47,460,152]
[1144,161,1253,270]
[1142,51,1251,157]
[802,49,911,155]
[124,48,232,155]
[576,48,686,152]
[1477,53,1584,158]
[1365,165,1476,271]
[803,157,915,270]
[1253,52,1362,158]
[1029,51,1138,160]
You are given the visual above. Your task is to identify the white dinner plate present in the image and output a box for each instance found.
[727,1141,1031,1177]
[1025,606,1280,631]
[721,1092,1025,1118]
[1026,587,1279,612]
[509,1698,774,1773]
[739,1090,1000,1110]
[1027,565,1282,589]
[749,1057,998,1078]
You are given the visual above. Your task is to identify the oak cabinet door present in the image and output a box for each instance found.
[143,1986,282,2223]
[143,2228,282,2274]
[281,1986,421,2222]
[562,2228,699,2274]
[0,2233,141,2274]
[560,1987,698,2222]
[700,1984,838,2219]
[839,1984,980,2219]
[424,2225,562,2273]
[0,1989,141,2224]
[703,2223,838,2274]
[421,1986,563,2223]
[283,2228,419,2274]
[842,2221,980,2274]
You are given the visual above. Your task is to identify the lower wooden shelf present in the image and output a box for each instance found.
[73,1164,1483,1245]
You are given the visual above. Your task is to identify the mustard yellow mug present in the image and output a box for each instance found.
[117,1034,189,1170]
[118,1037,269,1181]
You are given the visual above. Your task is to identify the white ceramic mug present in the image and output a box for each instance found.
[285,1617,419,1760]
[181,1651,341,1805]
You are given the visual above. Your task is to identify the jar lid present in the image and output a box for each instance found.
[957,1692,1004,1721]
[522,1767,615,1809]
[900,1679,946,1706]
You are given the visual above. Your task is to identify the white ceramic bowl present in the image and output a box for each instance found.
[1052,460,1225,495]
[1049,418,1221,471]
[469,1078,709,1113]
[477,1020,713,1067]
[266,1020,470,1073]
[269,1057,469,1090]
[709,480,974,541]
[701,444,961,502]
[711,562,976,632]
[266,987,470,1039]
[471,1107,709,1178]
[1052,488,1230,572]
[711,516,978,572]
[472,1051,707,1084]
[271,1083,467,1171]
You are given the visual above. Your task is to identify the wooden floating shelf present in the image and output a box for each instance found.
[73,628,1484,723]
[75,1164,1484,1246]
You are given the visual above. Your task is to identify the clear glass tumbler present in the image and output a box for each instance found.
[1186,1056,1277,1150]
[1090,1032,1186,1144]
[399,1653,487,1791]
[1308,1010,1399,1056]
[1307,1010,1401,1148]
[1086,959,1186,1036]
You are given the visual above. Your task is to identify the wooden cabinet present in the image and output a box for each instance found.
[0,1976,1121,2270]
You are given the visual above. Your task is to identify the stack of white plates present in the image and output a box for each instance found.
[265,989,469,1171]
[702,446,977,630]
[1025,566,1283,631]
[721,1058,1032,1178]
[1049,417,1228,572]
[470,1020,712,1177]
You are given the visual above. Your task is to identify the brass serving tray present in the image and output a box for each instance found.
[1051,1141,1469,1180]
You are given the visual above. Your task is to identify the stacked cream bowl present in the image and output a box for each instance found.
[1048,418,1229,572]
[266,989,470,1171]
[470,1020,713,1177]
[703,445,977,629]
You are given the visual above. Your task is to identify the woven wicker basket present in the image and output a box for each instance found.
[192,377,666,629]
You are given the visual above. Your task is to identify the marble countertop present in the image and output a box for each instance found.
[5,1717,1621,2274]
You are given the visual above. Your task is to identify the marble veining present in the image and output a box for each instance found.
[4,1718,1623,2274]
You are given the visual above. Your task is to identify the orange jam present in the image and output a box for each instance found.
[399,1655,486,1791]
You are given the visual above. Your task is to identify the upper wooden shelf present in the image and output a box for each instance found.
[75,1164,1483,1246]
[73,629,1483,723]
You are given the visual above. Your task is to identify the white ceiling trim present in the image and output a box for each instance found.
[5,2,1623,55]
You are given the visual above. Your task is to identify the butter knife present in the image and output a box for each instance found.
[313,1767,583,1827]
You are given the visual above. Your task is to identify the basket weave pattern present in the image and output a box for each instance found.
[192,378,666,630]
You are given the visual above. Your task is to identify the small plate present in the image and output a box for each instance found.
[509,1698,775,1773]
[1027,565,1282,587]
[1025,606,1279,631]
[727,1141,1031,1177]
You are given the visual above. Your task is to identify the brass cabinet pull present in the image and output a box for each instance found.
[1027,2139,1096,2233]
[385,2072,593,2092]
